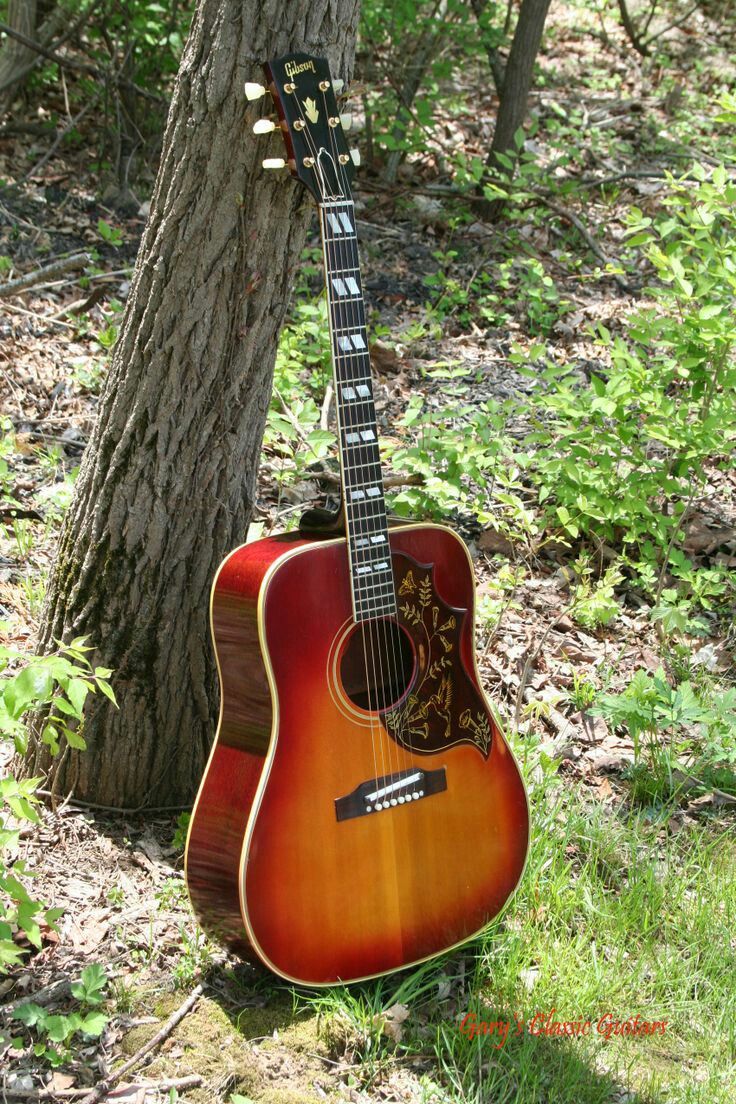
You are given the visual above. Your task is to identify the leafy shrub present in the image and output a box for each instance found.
[520,163,736,565]
[0,638,115,972]
[594,668,736,802]
[9,965,108,1066]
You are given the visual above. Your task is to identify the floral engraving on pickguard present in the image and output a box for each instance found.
[384,564,492,756]
[459,708,492,755]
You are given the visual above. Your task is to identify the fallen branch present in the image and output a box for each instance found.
[2,1074,203,1100]
[23,95,100,182]
[1,979,71,1021]
[533,196,633,292]
[0,253,91,298]
[79,984,204,1104]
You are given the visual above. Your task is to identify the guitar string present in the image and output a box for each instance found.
[321,92,416,797]
[289,88,387,797]
[316,89,406,799]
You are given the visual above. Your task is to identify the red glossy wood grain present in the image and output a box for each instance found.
[185,524,529,984]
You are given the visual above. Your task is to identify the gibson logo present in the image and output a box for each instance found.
[285,59,316,79]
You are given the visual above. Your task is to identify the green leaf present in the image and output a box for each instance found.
[45,1014,73,1043]
[66,678,89,715]
[3,665,54,720]
[80,1011,107,1037]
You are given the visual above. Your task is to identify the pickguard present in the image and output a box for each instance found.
[382,553,494,758]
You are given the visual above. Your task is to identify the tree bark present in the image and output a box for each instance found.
[488,0,551,170]
[0,0,37,110]
[28,0,360,808]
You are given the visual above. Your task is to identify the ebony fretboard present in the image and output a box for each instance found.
[319,200,397,622]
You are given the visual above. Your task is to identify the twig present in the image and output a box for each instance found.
[514,603,576,731]
[1,300,77,329]
[35,787,188,815]
[320,383,333,431]
[23,95,100,181]
[1,979,71,1020]
[532,196,633,291]
[0,0,103,96]
[1,1075,203,1100]
[0,18,164,103]
[79,984,204,1104]
[0,253,91,298]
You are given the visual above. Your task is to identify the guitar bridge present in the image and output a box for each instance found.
[335,767,447,822]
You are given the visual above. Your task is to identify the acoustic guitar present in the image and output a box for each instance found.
[185,52,529,986]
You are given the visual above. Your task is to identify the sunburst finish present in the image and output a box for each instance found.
[185,524,529,985]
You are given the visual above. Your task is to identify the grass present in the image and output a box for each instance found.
[288,755,736,1103]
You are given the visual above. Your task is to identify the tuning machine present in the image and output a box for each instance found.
[244,81,267,101]
[262,157,287,170]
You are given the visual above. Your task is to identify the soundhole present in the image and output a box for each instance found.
[340,618,415,713]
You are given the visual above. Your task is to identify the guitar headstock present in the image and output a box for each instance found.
[249,53,357,204]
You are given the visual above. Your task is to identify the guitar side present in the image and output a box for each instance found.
[184,532,310,960]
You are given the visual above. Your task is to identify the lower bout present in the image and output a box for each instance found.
[242,757,528,985]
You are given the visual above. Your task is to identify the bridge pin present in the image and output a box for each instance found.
[390,799,398,806]
[365,805,372,812]
[398,796,405,804]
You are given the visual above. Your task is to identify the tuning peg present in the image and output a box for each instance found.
[339,113,352,131]
[350,149,361,167]
[253,119,276,134]
[333,79,345,93]
[245,81,266,101]
[262,157,286,170]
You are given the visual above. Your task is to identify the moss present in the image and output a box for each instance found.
[119,991,330,1104]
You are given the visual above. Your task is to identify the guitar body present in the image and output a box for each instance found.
[186,523,529,985]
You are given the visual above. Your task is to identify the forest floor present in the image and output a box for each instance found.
[1,3,736,1104]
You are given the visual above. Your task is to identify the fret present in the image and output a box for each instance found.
[320,199,395,623]
[354,605,398,622]
[354,590,397,606]
[340,420,379,435]
[342,462,382,480]
[333,351,370,364]
[323,231,358,244]
[345,497,386,513]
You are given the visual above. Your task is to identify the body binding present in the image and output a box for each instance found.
[185,523,529,985]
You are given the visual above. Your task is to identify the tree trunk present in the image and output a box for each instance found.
[28,0,360,809]
[480,0,551,218]
[489,0,550,167]
[0,0,38,110]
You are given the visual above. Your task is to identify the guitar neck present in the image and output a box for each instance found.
[319,199,396,623]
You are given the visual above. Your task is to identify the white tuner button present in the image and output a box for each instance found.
[262,158,286,169]
[350,149,361,167]
[245,82,266,101]
[253,119,275,134]
[340,113,352,131]
[333,79,345,93]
